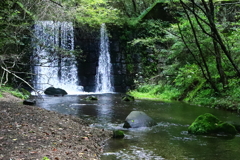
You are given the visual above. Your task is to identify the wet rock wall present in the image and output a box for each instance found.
[74,26,135,92]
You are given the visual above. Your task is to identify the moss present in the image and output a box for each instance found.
[122,94,134,101]
[0,86,30,99]
[188,113,237,135]
[217,122,237,135]
[112,130,125,139]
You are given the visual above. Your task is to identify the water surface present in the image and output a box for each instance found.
[36,93,240,160]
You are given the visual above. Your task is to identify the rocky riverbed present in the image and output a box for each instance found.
[0,93,112,160]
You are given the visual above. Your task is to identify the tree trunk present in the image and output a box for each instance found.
[201,0,240,77]
[131,0,137,13]
[180,0,219,92]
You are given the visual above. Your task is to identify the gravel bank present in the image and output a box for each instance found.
[0,93,112,160]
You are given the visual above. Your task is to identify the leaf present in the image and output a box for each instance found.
[30,151,37,154]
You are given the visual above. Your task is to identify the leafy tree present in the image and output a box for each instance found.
[167,0,240,93]
[0,0,34,89]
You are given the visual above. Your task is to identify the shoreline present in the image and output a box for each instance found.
[0,93,112,160]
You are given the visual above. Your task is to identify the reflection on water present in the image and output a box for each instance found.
[36,93,240,160]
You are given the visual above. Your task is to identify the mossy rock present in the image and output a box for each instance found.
[84,96,98,100]
[122,95,134,101]
[112,130,125,138]
[188,113,237,135]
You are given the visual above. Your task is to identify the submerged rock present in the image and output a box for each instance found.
[123,111,157,128]
[44,87,68,96]
[122,94,134,101]
[84,96,98,100]
[188,113,237,135]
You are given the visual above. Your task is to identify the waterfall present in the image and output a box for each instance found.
[32,21,83,94]
[95,24,114,93]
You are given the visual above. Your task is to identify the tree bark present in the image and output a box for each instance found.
[180,0,219,92]
[201,0,240,77]
[131,0,137,14]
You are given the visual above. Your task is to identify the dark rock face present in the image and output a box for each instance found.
[74,26,135,92]
[123,111,157,128]
[188,113,237,135]
[44,87,68,96]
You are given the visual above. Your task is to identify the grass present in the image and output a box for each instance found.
[129,83,240,112]
[129,84,181,101]
[0,86,30,99]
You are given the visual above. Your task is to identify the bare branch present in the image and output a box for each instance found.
[48,0,63,7]
[1,66,42,97]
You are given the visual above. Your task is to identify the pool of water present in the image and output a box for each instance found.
[36,93,240,160]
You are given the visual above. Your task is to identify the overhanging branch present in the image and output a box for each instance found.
[48,0,63,7]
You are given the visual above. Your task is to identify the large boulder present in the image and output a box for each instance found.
[188,113,237,135]
[44,87,68,96]
[123,111,157,128]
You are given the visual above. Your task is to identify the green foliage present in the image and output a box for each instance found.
[129,1,240,111]
[0,86,30,99]
[130,83,181,101]
[112,130,125,138]
[127,20,169,78]
[73,0,122,27]
[136,84,153,93]
[42,157,50,160]
[174,64,204,88]
[0,0,33,52]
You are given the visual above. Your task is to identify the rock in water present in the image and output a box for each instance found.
[44,87,68,96]
[188,113,237,135]
[123,111,157,128]
[112,130,125,138]
[84,96,98,100]
[122,94,134,101]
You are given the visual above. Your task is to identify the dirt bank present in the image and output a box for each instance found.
[0,93,112,160]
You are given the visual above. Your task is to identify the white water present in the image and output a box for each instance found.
[32,21,83,94]
[95,24,114,93]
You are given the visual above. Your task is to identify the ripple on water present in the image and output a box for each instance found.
[102,146,165,160]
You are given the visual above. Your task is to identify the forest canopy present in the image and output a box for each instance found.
[1,0,240,110]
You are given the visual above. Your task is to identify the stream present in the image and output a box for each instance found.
[36,93,240,160]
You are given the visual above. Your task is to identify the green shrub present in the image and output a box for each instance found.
[137,84,153,93]
[42,157,50,160]
[0,86,30,99]
[130,83,181,101]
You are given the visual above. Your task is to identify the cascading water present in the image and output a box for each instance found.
[95,24,114,93]
[32,21,83,94]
